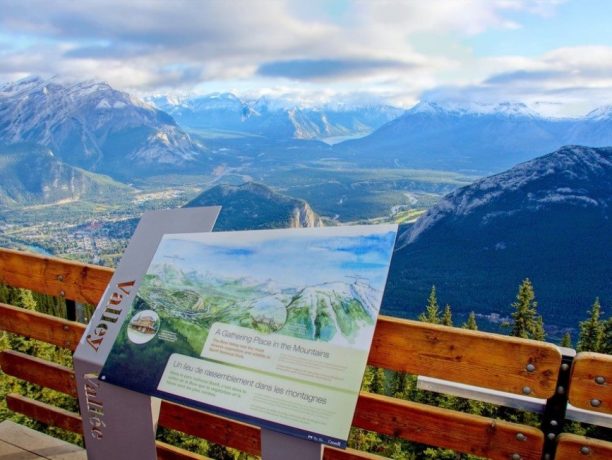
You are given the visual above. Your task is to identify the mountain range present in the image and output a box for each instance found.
[337,101,612,173]
[3,76,612,186]
[148,93,403,142]
[382,145,612,333]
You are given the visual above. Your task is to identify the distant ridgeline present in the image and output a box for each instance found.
[2,77,612,183]
[0,143,130,206]
[336,101,612,173]
[382,146,612,334]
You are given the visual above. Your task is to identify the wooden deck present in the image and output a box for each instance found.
[0,421,85,459]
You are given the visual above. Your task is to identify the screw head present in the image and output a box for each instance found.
[57,274,64,282]
[580,446,591,455]
[547,432,556,440]
[516,433,527,442]
[557,385,566,395]
[595,375,606,385]
[550,420,558,427]
[511,454,521,460]
[590,399,601,407]
[522,386,532,395]
[526,363,536,372]
[561,363,570,371]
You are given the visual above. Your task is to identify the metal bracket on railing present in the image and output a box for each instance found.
[65,299,76,322]
[540,348,575,460]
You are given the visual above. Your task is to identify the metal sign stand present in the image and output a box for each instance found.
[74,208,375,459]
[261,429,322,460]
[73,207,220,459]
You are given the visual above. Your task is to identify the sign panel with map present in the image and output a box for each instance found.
[100,225,397,447]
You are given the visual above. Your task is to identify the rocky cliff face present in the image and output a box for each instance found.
[289,201,322,228]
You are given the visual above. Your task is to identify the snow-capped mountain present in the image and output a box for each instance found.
[0,76,205,178]
[382,145,612,331]
[337,100,612,173]
[408,101,540,118]
[147,92,403,142]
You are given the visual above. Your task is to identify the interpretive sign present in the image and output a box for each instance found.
[99,224,397,447]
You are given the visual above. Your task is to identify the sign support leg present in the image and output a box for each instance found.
[261,429,322,460]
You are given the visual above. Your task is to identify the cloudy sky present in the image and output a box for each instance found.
[1,0,611,115]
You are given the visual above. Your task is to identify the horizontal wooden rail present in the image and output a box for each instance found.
[1,349,544,460]
[0,350,77,397]
[0,303,85,351]
[354,392,543,460]
[6,394,214,460]
[370,316,561,398]
[556,433,612,460]
[155,442,209,460]
[569,352,611,414]
[7,393,83,434]
[323,448,389,460]
[0,248,113,305]
[159,400,261,456]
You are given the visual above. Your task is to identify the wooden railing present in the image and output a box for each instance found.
[0,247,610,460]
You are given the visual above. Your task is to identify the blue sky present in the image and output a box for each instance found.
[0,0,610,115]
[150,226,397,289]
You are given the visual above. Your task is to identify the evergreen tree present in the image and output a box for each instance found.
[419,285,441,324]
[369,367,386,395]
[601,317,612,354]
[578,298,604,352]
[463,311,478,330]
[509,278,545,341]
[441,304,453,327]
[560,332,572,348]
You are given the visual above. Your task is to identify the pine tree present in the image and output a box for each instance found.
[441,304,453,327]
[577,298,604,352]
[602,317,612,354]
[509,278,545,341]
[560,332,572,348]
[369,367,386,395]
[419,285,441,324]
[463,311,478,330]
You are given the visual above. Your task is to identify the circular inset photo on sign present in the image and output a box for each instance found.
[127,310,160,344]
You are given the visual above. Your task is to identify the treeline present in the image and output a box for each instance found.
[0,280,610,459]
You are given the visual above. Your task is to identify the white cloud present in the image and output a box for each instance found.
[1,0,609,115]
